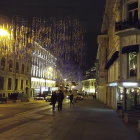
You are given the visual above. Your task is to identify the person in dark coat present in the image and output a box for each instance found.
[69,92,74,106]
[57,90,64,111]
[51,91,57,110]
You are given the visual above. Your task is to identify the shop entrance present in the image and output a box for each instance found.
[125,88,140,111]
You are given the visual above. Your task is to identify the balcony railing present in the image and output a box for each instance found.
[115,20,140,32]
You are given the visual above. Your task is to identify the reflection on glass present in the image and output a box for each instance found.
[128,52,137,77]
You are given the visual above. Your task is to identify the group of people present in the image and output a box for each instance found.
[50,90,64,111]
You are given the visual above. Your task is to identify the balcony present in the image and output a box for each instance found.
[115,20,140,36]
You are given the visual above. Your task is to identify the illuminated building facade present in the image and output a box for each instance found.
[82,66,96,94]
[82,79,96,94]
[96,35,108,104]
[0,16,32,99]
[97,0,140,110]
[31,42,57,96]
[0,15,87,99]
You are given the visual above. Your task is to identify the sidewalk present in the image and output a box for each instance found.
[0,97,140,140]
[0,99,46,107]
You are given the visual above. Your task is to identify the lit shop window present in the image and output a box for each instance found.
[128,52,137,77]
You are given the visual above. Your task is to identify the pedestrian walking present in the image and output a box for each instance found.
[57,90,64,111]
[51,91,57,110]
[69,92,74,106]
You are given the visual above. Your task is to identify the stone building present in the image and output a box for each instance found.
[82,79,96,95]
[31,42,57,96]
[97,0,140,110]
[0,17,32,99]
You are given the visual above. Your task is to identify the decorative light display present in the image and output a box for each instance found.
[0,16,87,82]
[32,17,87,82]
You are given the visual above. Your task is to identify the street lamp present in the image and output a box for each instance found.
[0,28,10,37]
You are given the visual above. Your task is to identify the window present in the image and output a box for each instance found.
[16,62,19,72]
[0,76,4,90]
[26,80,28,85]
[128,2,138,23]
[15,79,18,90]
[1,57,5,70]
[128,52,137,77]
[21,64,24,73]
[21,80,23,90]
[27,66,29,72]
[9,60,13,72]
[8,78,12,90]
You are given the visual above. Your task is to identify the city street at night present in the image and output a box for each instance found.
[1,0,140,139]
[0,98,140,140]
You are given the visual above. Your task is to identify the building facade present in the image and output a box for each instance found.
[97,0,140,110]
[82,66,96,95]
[82,79,96,95]
[0,17,32,99]
[31,42,57,96]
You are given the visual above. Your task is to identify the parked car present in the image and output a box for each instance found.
[45,95,52,102]
[75,93,84,101]
[34,96,44,100]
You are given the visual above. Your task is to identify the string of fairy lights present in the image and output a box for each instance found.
[0,16,87,81]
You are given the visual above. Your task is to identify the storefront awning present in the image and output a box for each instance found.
[122,44,139,54]
[105,51,119,69]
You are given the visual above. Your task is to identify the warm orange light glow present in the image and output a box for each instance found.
[0,29,10,37]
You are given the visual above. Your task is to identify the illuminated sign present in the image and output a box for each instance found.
[108,82,118,87]
[122,82,138,87]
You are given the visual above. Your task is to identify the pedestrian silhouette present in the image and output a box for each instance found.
[69,92,74,106]
[51,91,57,110]
[57,90,64,111]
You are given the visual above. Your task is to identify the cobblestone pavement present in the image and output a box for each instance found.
[0,97,140,140]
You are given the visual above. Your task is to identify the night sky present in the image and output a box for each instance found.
[0,0,105,69]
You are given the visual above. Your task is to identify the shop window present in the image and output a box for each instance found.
[1,57,5,70]
[127,2,138,23]
[0,76,4,90]
[128,52,137,77]
[8,78,12,90]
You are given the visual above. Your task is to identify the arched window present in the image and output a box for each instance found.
[9,60,13,72]
[1,57,5,70]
